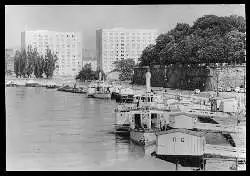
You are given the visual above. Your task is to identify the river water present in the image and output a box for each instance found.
[6,87,233,171]
[6,87,173,170]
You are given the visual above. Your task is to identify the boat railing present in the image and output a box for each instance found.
[115,103,170,112]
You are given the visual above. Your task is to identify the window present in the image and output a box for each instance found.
[181,138,184,142]
[173,137,176,142]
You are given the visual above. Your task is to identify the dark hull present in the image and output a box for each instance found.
[156,155,204,168]
[25,83,39,87]
[57,88,86,94]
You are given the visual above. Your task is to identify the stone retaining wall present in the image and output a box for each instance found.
[133,64,246,91]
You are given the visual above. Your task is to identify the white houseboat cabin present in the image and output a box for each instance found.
[156,129,206,156]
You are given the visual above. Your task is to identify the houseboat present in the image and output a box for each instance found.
[155,128,207,169]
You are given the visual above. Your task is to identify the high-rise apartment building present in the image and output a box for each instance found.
[96,28,158,73]
[21,30,82,77]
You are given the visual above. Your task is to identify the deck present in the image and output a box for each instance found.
[204,144,246,159]
[195,123,245,133]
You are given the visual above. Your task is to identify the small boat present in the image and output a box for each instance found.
[57,85,72,92]
[57,85,87,94]
[25,80,40,87]
[87,81,112,99]
[46,83,58,89]
[6,80,17,87]
[71,87,87,94]
[92,82,112,99]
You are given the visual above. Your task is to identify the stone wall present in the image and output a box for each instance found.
[207,64,246,90]
[133,64,246,91]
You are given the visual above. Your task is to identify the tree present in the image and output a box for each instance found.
[26,45,35,78]
[14,50,22,78]
[138,44,159,66]
[225,30,246,64]
[44,48,58,78]
[138,14,246,67]
[76,63,96,81]
[113,58,135,81]
[20,49,28,77]
[34,53,45,78]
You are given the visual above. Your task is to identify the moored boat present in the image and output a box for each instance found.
[6,80,17,87]
[25,80,40,87]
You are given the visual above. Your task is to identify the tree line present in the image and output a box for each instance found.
[139,14,246,66]
[14,46,58,78]
[75,59,136,82]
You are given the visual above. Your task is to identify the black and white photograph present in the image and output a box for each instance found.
[5,4,246,171]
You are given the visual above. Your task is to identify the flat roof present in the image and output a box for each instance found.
[168,112,198,118]
[156,129,206,137]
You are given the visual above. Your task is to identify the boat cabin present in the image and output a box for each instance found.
[210,97,238,113]
[156,129,206,156]
[130,109,169,131]
[168,112,198,129]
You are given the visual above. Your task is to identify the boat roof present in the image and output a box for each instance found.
[156,128,206,137]
[168,112,198,118]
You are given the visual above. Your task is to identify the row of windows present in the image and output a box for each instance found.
[103,32,156,36]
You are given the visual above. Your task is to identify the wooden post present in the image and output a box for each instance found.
[203,156,206,171]
[176,160,179,171]
[235,157,238,171]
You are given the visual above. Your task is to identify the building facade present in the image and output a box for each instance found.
[5,48,15,75]
[96,28,158,73]
[21,30,82,77]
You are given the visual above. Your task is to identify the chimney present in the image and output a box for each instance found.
[146,67,151,93]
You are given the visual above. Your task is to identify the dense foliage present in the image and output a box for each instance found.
[75,64,106,81]
[139,15,246,66]
[14,46,58,78]
[112,58,135,81]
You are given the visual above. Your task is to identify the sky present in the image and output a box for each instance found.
[5,5,245,50]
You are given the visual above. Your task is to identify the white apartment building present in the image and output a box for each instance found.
[21,30,82,77]
[96,28,158,73]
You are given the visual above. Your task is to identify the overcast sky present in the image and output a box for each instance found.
[5,5,245,50]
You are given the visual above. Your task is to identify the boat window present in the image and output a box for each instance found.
[141,97,145,102]
[148,97,151,102]
[151,113,158,129]
[134,114,142,129]
[181,138,184,142]
[173,137,176,142]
